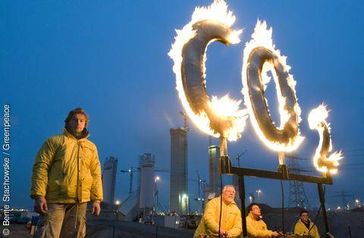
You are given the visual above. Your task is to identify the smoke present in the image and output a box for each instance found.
[163,112,175,128]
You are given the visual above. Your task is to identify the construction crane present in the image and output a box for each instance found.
[191,170,207,213]
[120,167,169,195]
[120,167,139,195]
[235,150,247,167]
[233,151,247,192]
[196,170,206,200]
[179,111,189,131]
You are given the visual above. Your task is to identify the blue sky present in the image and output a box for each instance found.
[1,0,364,211]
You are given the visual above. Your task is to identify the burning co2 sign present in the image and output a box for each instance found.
[168,0,342,175]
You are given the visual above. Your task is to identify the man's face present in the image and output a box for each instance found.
[222,186,236,204]
[69,113,87,133]
[251,205,261,217]
[300,212,309,223]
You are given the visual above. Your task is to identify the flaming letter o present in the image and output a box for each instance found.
[243,47,301,152]
[241,21,304,153]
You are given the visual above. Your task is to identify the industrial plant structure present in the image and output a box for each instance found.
[102,156,118,205]
[170,128,188,215]
[208,145,220,196]
[139,153,155,211]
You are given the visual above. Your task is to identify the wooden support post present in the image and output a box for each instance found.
[318,183,330,237]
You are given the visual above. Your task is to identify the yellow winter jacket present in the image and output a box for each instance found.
[246,212,274,238]
[31,129,103,203]
[294,219,320,238]
[194,197,242,238]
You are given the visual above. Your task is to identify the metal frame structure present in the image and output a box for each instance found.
[220,156,332,238]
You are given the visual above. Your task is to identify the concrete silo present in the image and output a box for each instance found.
[170,128,188,215]
[208,145,221,196]
[139,153,155,211]
[102,156,118,205]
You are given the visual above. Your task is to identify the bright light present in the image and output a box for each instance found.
[155,176,160,182]
[256,189,262,201]
[115,200,120,205]
[336,206,341,210]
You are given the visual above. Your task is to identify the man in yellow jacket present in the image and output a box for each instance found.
[246,203,281,238]
[31,108,103,238]
[194,185,242,238]
[294,210,320,238]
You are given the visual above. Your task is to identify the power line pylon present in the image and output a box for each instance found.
[333,191,353,210]
[287,156,311,209]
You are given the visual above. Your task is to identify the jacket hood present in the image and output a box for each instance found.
[64,128,89,140]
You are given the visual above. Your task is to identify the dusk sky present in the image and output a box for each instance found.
[1,0,364,212]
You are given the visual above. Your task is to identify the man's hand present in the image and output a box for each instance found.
[271,231,282,237]
[219,229,228,237]
[92,200,101,216]
[34,197,48,214]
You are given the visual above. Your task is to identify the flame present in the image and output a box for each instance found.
[168,0,247,141]
[209,95,248,141]
[241,20,304,152]
[308,104,328,130]
[308,104,343,174]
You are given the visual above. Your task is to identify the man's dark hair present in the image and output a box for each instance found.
[300,209,309,216]
[64,107,89,127]
[247,203,260,212]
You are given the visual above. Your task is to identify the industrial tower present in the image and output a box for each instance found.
[208,144,220,196]
[139,153,155,211]
[170,127,188,215]
[102,156,118,205]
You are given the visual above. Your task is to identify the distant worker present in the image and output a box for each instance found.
[294,210,320,238]
[194,185,242,238]
[30,107,103,238]
[246,203,281,238]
